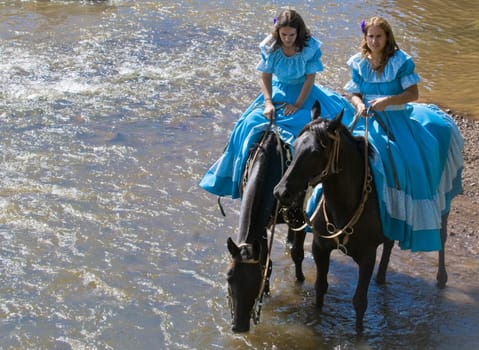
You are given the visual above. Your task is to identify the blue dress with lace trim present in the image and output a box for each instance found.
[308,49,464,252]
[199,35,354,199]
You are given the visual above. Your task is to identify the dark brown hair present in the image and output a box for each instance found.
[272,9,311,51]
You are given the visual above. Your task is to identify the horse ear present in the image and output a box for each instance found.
[311,100,321,120]
[252,240,261,261]
[227,237,240,258]
[328,109,344,132]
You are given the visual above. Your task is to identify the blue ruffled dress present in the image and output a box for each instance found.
[200,35,354,199]
[308,49,464,252]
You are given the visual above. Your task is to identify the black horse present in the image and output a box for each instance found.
[273,101,449,333]
[226,126,307,333]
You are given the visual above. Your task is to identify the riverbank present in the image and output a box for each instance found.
[446,110,479,255]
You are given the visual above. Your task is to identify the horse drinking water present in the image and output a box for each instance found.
[226,124,307,333]
[273,101,449,333]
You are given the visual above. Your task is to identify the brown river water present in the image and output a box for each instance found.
[0,1,478,349]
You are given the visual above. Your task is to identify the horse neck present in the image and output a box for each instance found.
[237,132,283,245]
[322,135,366,215]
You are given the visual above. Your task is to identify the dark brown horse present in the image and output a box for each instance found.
[226,126,307,333]
[273,101,449,333]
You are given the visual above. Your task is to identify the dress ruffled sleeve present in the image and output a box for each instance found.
[396,54,421,89]
[344,53,362,94]
[256,35,276,73]
[304,37,324,74]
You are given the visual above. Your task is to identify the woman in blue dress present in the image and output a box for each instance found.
[200,9,354,199]
[344,16,464,251]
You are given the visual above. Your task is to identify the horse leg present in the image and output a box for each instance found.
[376,239,394,285]
[288,228,306,282]
[352,247,377,334]
[286,229,294,246]
[312,239,330,310]
[437,213,449,289]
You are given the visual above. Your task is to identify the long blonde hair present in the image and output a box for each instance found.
[360,16,399,71]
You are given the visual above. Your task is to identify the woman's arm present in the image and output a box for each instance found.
[351,93,367,116]
[369,84,419,112]
[260,72,275,119]
[295,73,315,108]
[282,73,316,116]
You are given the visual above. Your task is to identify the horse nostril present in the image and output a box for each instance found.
[273,185,284,200]
[274,187,289,203]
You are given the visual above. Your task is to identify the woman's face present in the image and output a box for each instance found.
[366,25,387,55]
[278,26,297,49]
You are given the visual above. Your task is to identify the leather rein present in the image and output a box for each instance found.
[294,113,373,254]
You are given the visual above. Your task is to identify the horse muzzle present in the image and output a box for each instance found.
[232,321,250,333]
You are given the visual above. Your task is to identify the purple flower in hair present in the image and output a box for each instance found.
[273,16,278,25]
[360,20,366,33]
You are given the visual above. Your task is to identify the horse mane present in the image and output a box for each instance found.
[248,132,281,168]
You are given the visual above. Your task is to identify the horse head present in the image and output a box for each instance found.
[274,101,344,206]
[226,237,263,332]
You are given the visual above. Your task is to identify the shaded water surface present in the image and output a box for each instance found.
[0,1,478,349]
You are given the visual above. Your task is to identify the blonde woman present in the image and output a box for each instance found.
[344,16,464,252]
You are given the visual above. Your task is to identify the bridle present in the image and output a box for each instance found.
[226,242,262,323]
[293,113,373,254]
